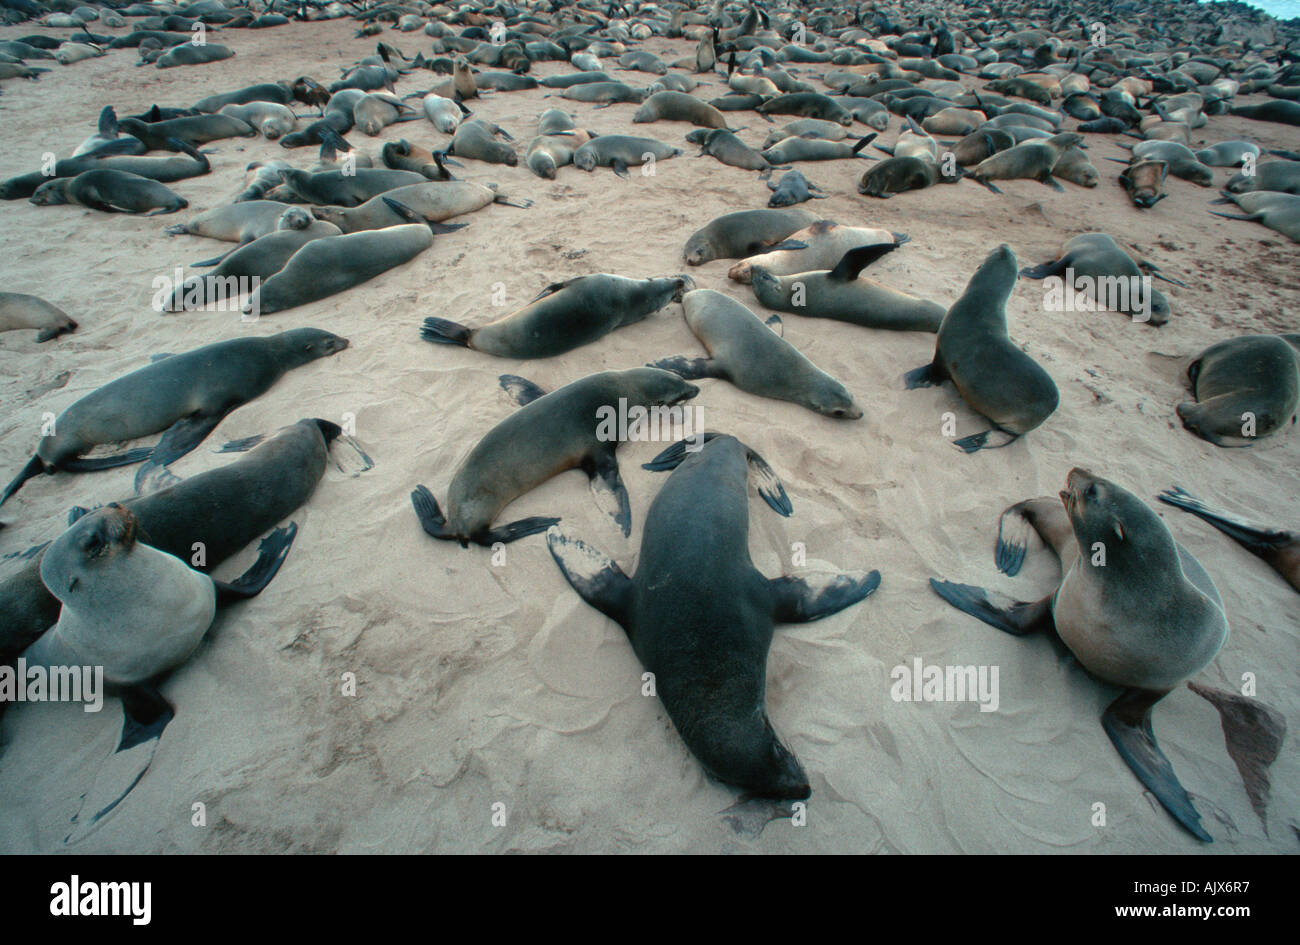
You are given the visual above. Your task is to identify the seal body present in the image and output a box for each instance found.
[682,208,819,265]
[0,292,77,341]
[1178,334,1300,446]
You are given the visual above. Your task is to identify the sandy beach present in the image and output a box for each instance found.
[0,10,1297,854]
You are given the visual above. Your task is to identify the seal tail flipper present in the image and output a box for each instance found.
[411,485,456,542]
[491,192,533,208]
[420,316,473,347]
[213,523,298,602]
[827,242,899,281]
[499,374,548,406]
[65,687,174,846]
[953,429,1019,452]
[1186,680,1287,831]
[544,525,633,627]
[481,517,561,545]
[133,412,228,492]
[770,570,882,622]
[765,315,783,335]
[1102,687,1212,842]
[1157,487,1295,556]
[1,455,47,507]
[928,580,1055,636]
[642,433,722,471]
[647,355,724,380]
[586,451,631,537]
[59,447,154,472]
[1019,259,1065,280]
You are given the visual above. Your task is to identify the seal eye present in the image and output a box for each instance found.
[1086,483,1098,499]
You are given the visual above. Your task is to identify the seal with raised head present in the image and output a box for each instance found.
[682,207,820,266]
[650,289,861,418]
[931,468,1283,841]
[0,293,77,341]
[750,244,945,333]
[1176,334,1300,446]
[411,368,700,545]
[0,328,349,507]
[421,273,691,359]
[904,244,1059,451]
[546,433,880,798]
[1159,487,1300,594]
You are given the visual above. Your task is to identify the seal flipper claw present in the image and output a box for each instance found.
[1102,687,1212,842]
[585,451,631,537]
[545,526,632,626]
[770,570,881,622]
[213,523,297,602]
[1186,680,1286,830]
[499,374,548,406]
[929,579,1055,636]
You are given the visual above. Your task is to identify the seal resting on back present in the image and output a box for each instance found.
[545,433,881,798]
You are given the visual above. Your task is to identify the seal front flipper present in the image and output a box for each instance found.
[499,374,548,406]
[65,686,174,845]
[827,242,900,281]
[213,523,297,602]
[133,411,231,492]
[611,158,630,179]
[1102,687,1212,842]
[953,428,1020,452]
[545,526,632,627]
[529,278,582,302]
[58,447,154,473]
[902,362,945,389]
[1019,259,1065,280]
[770,570,881,622]
[584,450,632,537]
[929,579,1055,637]
[1186,680,1286,830]
[647,355,725,380]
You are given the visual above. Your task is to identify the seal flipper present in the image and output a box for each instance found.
[1102,687,1212,842]
[996,501,1035,575]
[499,374,548,406]
[648,355,725,380]
[0,455,47,507]
[827,242,900,281]
[902,362,944,389]
[769,570,881,622]
[212,523,297,602]
[611,158,630,179]
[1186,680,1286,831]
[59,447,154,472]
[65,686,174,845]
[1157,487,1295,558]
[1019,258,1066,280]
[642,435,791,516]
[953,429,1020,452]
[133,411,230,492]
[545,526,632,628]
[929,579,1055,636]
[530,278,582,302]
[420,316,473,347]
[584,450,632,537]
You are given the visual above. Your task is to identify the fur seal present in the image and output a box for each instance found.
[687,129,771,171]
[904,245,1058,451]
[450,118,518,166]
[682,208,820,266]
[1229,101,1300,126]
[728,222,906,283]
[0,328,349,507]
[749,246,945,333]
[1123,141,1214,185]
[165,202,314,257]
[155,42,234,69]
[0,418,342,664]
[381,139,455,180]
[1019,233,1172,326]
[573,135,680,177]
[931,468,1280,841]
[559,81,646,105]
[420,93,469,133]
[311,182,525,231]
[29,169,187,215]
[1224,160,1300,196]
[651,289,861,418]
[0,293,77,342]
[1119,159,1169,209]
[0,142,209,200]
[1159,488,1300,594]
[545,433,880,798]
[1210,191,1300,242]
[422,274,691,359]
[277,167,427,206]
[633,90,729,129]
[766,169,826,206]
[244,221,436,316]
[762,133,875,164]
[1177,334,1300,447]
[968,132,1084,192]
[194,82,295,113]
[1194,141,1260,168]
[118,114,256,150]
[219,101,297,140]
[411,368,699,545]
[857,156,954,197]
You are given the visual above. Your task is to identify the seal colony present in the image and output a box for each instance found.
[0,0,1296,853]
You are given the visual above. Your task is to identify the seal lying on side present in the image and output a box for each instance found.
[23,504,295,841]
[546,433,880,798]
[0,418,342,665]
[728,222,907,282]
[931,469,1283,841]
[904,244,1058,451]
[1019,233,1172,326]
[411,368,699,545]
[750,245,945,333]
[0,328,348,507]
[682,207,820,265]
[573,134,680,177]
[421,273,690,359]
[1176,334,1300,446]
[29,169,187,215]
[1159,487,1300,594]
[311,181,524,230]
[1210,191,1300,243]
[650,289,862,418]
[0,293,77,341]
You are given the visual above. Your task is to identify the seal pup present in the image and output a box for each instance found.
[0,328,349,507]
[650,289,862,419]
[1159,488,1300,594]
[904,245,1058,451]
[411,368,699,545]
[931,469,1282,841]
[1177,334,1300,446]
[421,274,691,359]
[30,169,187,215]
[767,169,826,206]
[546,433,880,798]
[749,245,945,334]
[687,128,772,171]
[1019,233,1172,326]
[0,293,77,341]
[857,156,955,198]
[683,208,820,265]
[118,113,256,150]
[23,504,294,840]
[381,139,456,180]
